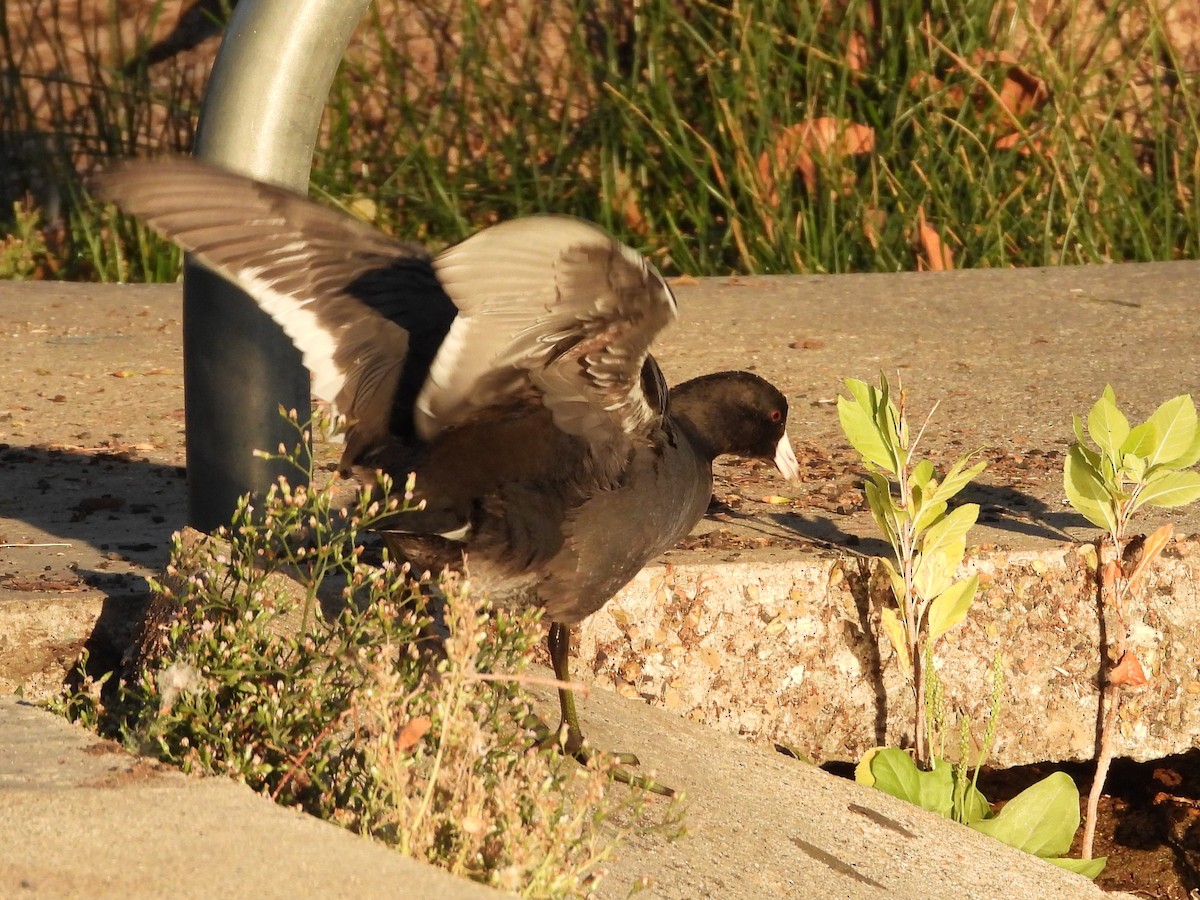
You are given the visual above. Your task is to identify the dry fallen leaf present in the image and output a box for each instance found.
[758,117,875,205]
[994,130,1049,155]
[916,206,955,271]
[912,48,1050,153]
[1110,650,1148,687]
[846,31,869,72]
[972,50,1051,119]
[788,338,826,350]
[395,715,432,750]
[1127,523,1173,587]
[861,206,886,249]
[1153,767,1184,788]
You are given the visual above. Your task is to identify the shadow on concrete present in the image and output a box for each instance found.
[961,480,1086,542]
[762,510,891,556]
[0,444,186,568]
[758,481,1090,550]
[63,571,155,697]
[1,445,185,688]
[841,555,889,745]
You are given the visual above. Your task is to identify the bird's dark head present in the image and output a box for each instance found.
[671,371,800,481]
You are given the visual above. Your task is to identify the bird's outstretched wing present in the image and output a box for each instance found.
[96,159,677,463]
[423,216,678,450]
[93,157,456,453]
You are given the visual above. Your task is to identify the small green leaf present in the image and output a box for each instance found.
[910,459,935,494]
[951,767,993,825]
[1072,413,1087,448]
[1121,421,1158,458]
[864,476,900,551]
[926,574,978,643]
[1132,469,1200,511]
[1121,453,1146,483]
[1165,424,1200,471]
[1144,394,1198,469]
[1086,387,1130,462]
[968,771,1080,858]
[911,499,948,540]
[912,550,950,604]
[913,504,977,600]
[909,459,934,519]
[920,502,978,560]
[1046,856,1107,879]
[839,383,895,473]
[862,748,952,818]
[879,558,906,605]
[927,455,987,507]
[880,607,910,673]
[1063,445,1118,533]
[1072,437,1103,474]
[854,746,884,786]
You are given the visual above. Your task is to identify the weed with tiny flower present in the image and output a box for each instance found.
[55,413,677,897]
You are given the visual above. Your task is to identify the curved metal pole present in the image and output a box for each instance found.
[182,0,373,531]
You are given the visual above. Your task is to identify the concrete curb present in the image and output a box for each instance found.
[0,696,503,899]
[579,539,1200,767]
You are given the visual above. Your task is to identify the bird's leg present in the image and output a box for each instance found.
[543,621,674,797]
[547,622,601,757]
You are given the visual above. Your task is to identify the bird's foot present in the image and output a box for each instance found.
[524,714,675,797]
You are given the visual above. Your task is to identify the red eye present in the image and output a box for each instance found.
[770,409,783,423]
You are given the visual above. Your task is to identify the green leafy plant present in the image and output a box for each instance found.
[0,200,49,279]
[843,375,1103,879]
[857,748,1105,878]
[55,413,677,896]
[837,374,985,765]
[1063,385,1200,859]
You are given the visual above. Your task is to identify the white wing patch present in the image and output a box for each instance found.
[204,246,346,408]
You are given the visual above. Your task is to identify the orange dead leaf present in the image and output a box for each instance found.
[1153,767,1184,788]
[1110,650,1148,688]
[758,117,875,206]
[1100,559,1124,601]
[912,48,1050,152]
[394,715,431,750]
[846,31,870,72]
[610,167,648,235]
[1128,523,1174,587]
[994,130,1050,156]
[909,70,967,107]
[862,207,886,249]
[982,54,1050,119]
[916,206,954,271]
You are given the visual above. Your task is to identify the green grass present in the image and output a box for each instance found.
[1,0,1197,279]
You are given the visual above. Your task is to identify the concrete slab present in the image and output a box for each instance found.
[0,696,503,899]
[0,689,1125,900]
[521,672,1127,900]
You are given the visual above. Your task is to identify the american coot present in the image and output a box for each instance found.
[94,158,800,792]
